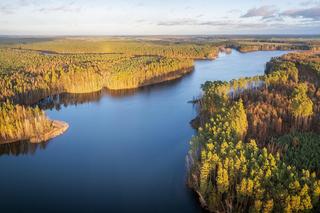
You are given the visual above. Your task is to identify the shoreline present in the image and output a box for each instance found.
[1,49,287,145]
[30,120,69,143]
[106,66,195,91]
[4,65,197,104]
[0,66,194,145]
[0,120,69,145]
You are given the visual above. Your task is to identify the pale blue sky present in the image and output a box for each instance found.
[0,0,320,35]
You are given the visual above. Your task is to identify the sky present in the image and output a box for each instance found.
[0,0,320,35]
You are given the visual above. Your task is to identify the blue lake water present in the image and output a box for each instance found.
[0,50,289,213]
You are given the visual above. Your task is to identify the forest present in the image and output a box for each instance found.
[6,39,219,59]
[0,37,318,146]
[2,37,320,212]
[187,50,320,212]
[224,38,320,53]
[0,38,215,144]
[0,48,195,103]
[0,101,67,144]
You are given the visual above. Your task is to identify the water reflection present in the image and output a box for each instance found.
[36,75,191,110]
[0,140,50,156]
[1,74,192,156]
[37,90,107,110]
[36,89,143,110]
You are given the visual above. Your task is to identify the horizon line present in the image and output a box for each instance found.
[1,33,320,38]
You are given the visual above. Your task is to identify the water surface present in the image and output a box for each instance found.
[0,50,289,213]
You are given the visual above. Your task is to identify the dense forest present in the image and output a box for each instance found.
[226,41,314,53]
[0,38,216,144]
[7,39,219,59]
[0,48,194,103]
[188,50,320,212]
[0,39,320,205]
[0,101,67,144]
[0,37,318,144]
[2,38,320,212]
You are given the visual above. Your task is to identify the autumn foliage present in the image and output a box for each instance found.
[188,51,320,212]
[0,39,216,143]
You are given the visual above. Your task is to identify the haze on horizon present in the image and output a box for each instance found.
[1,0,320,35]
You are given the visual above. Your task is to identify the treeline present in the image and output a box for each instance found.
[11,39,219,59]
[188,51,320,212]
[267,51,320,86]
[0,101,53,143]
[0,48,122,103]
[105,56,193,89]
[226,41,312,53]
[0,48,194,104]
[0,42,197,143]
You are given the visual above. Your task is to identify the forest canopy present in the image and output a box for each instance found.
[1,37,320,212]
[188,50,320,212]
[0,38,215,144]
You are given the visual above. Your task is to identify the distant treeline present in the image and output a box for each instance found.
[9,39,219,59]
[225,40,318,53]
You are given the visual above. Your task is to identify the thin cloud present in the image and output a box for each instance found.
[281,7,320,20]
[136,2,145,7]
[0,0,34,15]
[135,19,149,24]
[0,5,15,14]
[157,19,229,27]
[36,1,81,13]
[228,9,241,14]
[199,21,265,28]
[241,5,278,18]
[157,19,266,29]
[157,19,198,26]
[300,0,320,6]
[18,0,31,7]
[262,15,284,22]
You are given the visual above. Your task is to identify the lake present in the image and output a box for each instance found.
[0,50,289,213]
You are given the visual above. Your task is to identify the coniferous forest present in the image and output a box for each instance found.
[2,0,320,212]
[1,37,320,212]
[187,50,320,212]
[0,39,216,143]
